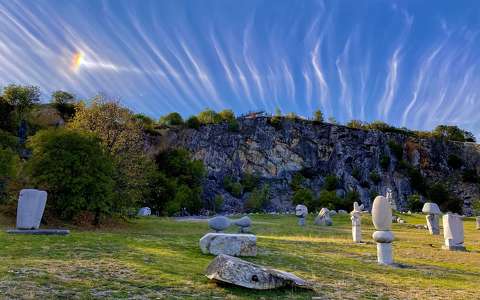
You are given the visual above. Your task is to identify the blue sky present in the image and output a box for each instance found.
[1,0,479,137]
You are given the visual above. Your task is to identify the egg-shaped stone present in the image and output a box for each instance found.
[372,196,392,231]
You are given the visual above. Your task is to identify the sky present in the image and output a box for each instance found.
[0,0,479,138]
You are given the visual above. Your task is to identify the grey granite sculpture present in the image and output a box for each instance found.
[421,203,441,235]
[208,216,231,232]
[442,213,466,251]
[295,205,308,226]
[314,208,332,226]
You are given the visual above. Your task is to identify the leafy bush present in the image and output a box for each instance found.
[369,171,381,185]
[172,184,202,215]
[388,140,403,160]
[380,155,390,170]
[290,173,305,191]
[292,188,314,206]
[351,168,362,181]
[406,194,423,212]
[159,112,184,126]
[346,120,365,129]
[240,173,259,193]
[144,170,176,215]
[323,175,338,191]
[244,184,270,212]
[186,116,200,129]
[447,154,462,169]
[268,116,282,130]
[27,129,115,223]
[197,109,221,124]
[0,130,18,150]
[313,110,323,122]
[223,176,243,197]
[317,190,342,210]
[433,125,476,142]
[0,147,18,203]
[218,109,235,122]
[227,119,239,132]
[214,194,224,212]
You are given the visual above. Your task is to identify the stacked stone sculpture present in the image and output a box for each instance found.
[205,254,312,290]
[371,196,394,265]
[421,203,441,235]
[201,215,257,256]
[350,202,364,243]
[7,189,69,235]
[295,205,308,226]
[314,208,332,226]
[442,213,466,251]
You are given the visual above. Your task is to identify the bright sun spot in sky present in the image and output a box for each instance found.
[71,52,84,71]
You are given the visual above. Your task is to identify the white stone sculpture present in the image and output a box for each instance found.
[442,213,466,251]
[421,202,441,235]
[372,195,394,265]
[314,208,332,226]
[295,205,308,226]
[350,202,364,243]
[137,207,151,216]
[386,188,397,211]
[16,189,47,230]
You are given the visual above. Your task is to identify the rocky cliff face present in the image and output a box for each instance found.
[147,117,480,214]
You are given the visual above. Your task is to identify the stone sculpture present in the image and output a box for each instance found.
[476,216,480,230]
[208,216,231,232]
[295,205,308,226]
[205,254,312,290]
[421,203,441,235]
[386,188,397,211]
[16,189,47,230]
[137,207,151,216]
[314,207,332,226]
[234,216,252,233]
[350,202,364,243]
[372,195,394,265]
[200,233,257,256]
[442,213,466,251]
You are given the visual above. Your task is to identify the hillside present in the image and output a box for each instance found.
[148,117,480,214]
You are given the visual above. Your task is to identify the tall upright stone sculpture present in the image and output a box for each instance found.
[16,189,47,230]
[386,188,397,211]
[372,196,394,265]
[295,205,308,226]
[442,213,466,251]
[350,202,364,243]
[421,202,441,235]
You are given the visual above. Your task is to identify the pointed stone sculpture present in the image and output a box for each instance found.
[372,195,394,265]
[421,202,441,235]
[315,208,332,226]
[442,213,466,251]
[350,202,364,243]
[386,188,397,211]
[295,205,308,226]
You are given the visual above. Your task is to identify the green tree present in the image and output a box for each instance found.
[317,190,341,210]
[346,120,365,129]
[244,184,270,212]
[433,125,476,142]
[27,129,115,223]
[292,188,314,206]
[218,109,235,122]
[406,194,423,212]
[144,170,177,215]
[170,184,202,215]
[0,96,14,132]
[324,175,338,191]
[159,112,184,126]
[0,147,18,203]
[313,110,324,122]
[51,90,76,120]
[2,84,40,121]
[197,109,221,124]
[186,116,201,129]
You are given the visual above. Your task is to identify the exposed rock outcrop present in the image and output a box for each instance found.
[147,117,480,214]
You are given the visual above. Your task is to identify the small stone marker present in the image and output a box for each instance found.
[372,196,394,265]
[314,208,332,226]
[208,216,231,232]
[199,233,257,256]
[442,213,466,251]
[233,216,252,233]
[137,207,151,216]
[350,202,364,243]
[295,205,308,226]
[205,254,312,290]
[421,202,441,235]
[16,189,47,230]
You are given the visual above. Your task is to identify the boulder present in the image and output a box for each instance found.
[199,233,257,256]
[205,254,312,290]
[234,216,252,233]
[208,216,231,232]
[16,189,47,230]
[337,210,348,215]
[137,207,151,216]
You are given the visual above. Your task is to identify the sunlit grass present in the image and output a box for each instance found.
[0,213,479,299]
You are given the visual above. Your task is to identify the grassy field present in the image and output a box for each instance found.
[1,212,480,299]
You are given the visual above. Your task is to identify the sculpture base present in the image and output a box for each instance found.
[376,242,393,265]
[7,229,70,235]
[442,245,466,251]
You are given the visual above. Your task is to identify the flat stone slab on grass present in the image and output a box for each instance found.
[200,233,256,256]
[7,229,70,235]
[206,254,313,290]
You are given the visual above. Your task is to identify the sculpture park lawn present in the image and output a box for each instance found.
[0,213,480,299]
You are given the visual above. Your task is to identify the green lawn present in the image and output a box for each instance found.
[1,213,479,299]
